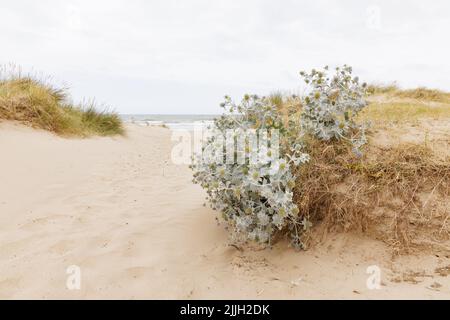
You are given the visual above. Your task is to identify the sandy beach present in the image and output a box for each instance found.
[1,121,449,299]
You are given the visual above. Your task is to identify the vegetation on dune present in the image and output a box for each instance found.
[367,83,400,95]
[359,101,450,122]
[368,83,450,103]
[295,139,450,252]
[192,65,371,248]
[192,65,450,252]
[0,69,124,137]
[192,94,311,246]
[362,84,450,122]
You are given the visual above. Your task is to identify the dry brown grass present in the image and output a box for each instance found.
[293,138,450,253]
[368,84,450,103]
[359,102,450,122]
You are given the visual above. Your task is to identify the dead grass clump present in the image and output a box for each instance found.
[293,139,450,252]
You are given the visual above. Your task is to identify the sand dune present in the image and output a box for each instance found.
[0,121,449,299]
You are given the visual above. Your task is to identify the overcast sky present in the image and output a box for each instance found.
[1,0,449,114]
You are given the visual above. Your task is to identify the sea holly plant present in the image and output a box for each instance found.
[191,94,310,247]
[190,65,369,249]
[299,65,369,154]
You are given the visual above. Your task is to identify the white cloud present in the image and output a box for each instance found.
[1,0,449,113]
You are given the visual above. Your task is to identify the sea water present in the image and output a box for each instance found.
[120,114,218,130]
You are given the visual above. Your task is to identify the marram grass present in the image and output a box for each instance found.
[0,73,124,137]
[368,84,450,103]
[359,102,450,122]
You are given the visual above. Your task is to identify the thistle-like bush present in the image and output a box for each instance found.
[191,95,309,246]
[300,65,368,153]
[191,65,368,248]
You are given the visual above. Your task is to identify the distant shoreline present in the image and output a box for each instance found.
[120,114,218,130]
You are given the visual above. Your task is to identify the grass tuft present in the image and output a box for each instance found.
[0,68,124,137]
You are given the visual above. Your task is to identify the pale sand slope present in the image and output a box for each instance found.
[0,121,449,299]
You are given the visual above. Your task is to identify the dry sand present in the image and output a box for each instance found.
[1,121,449,299]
